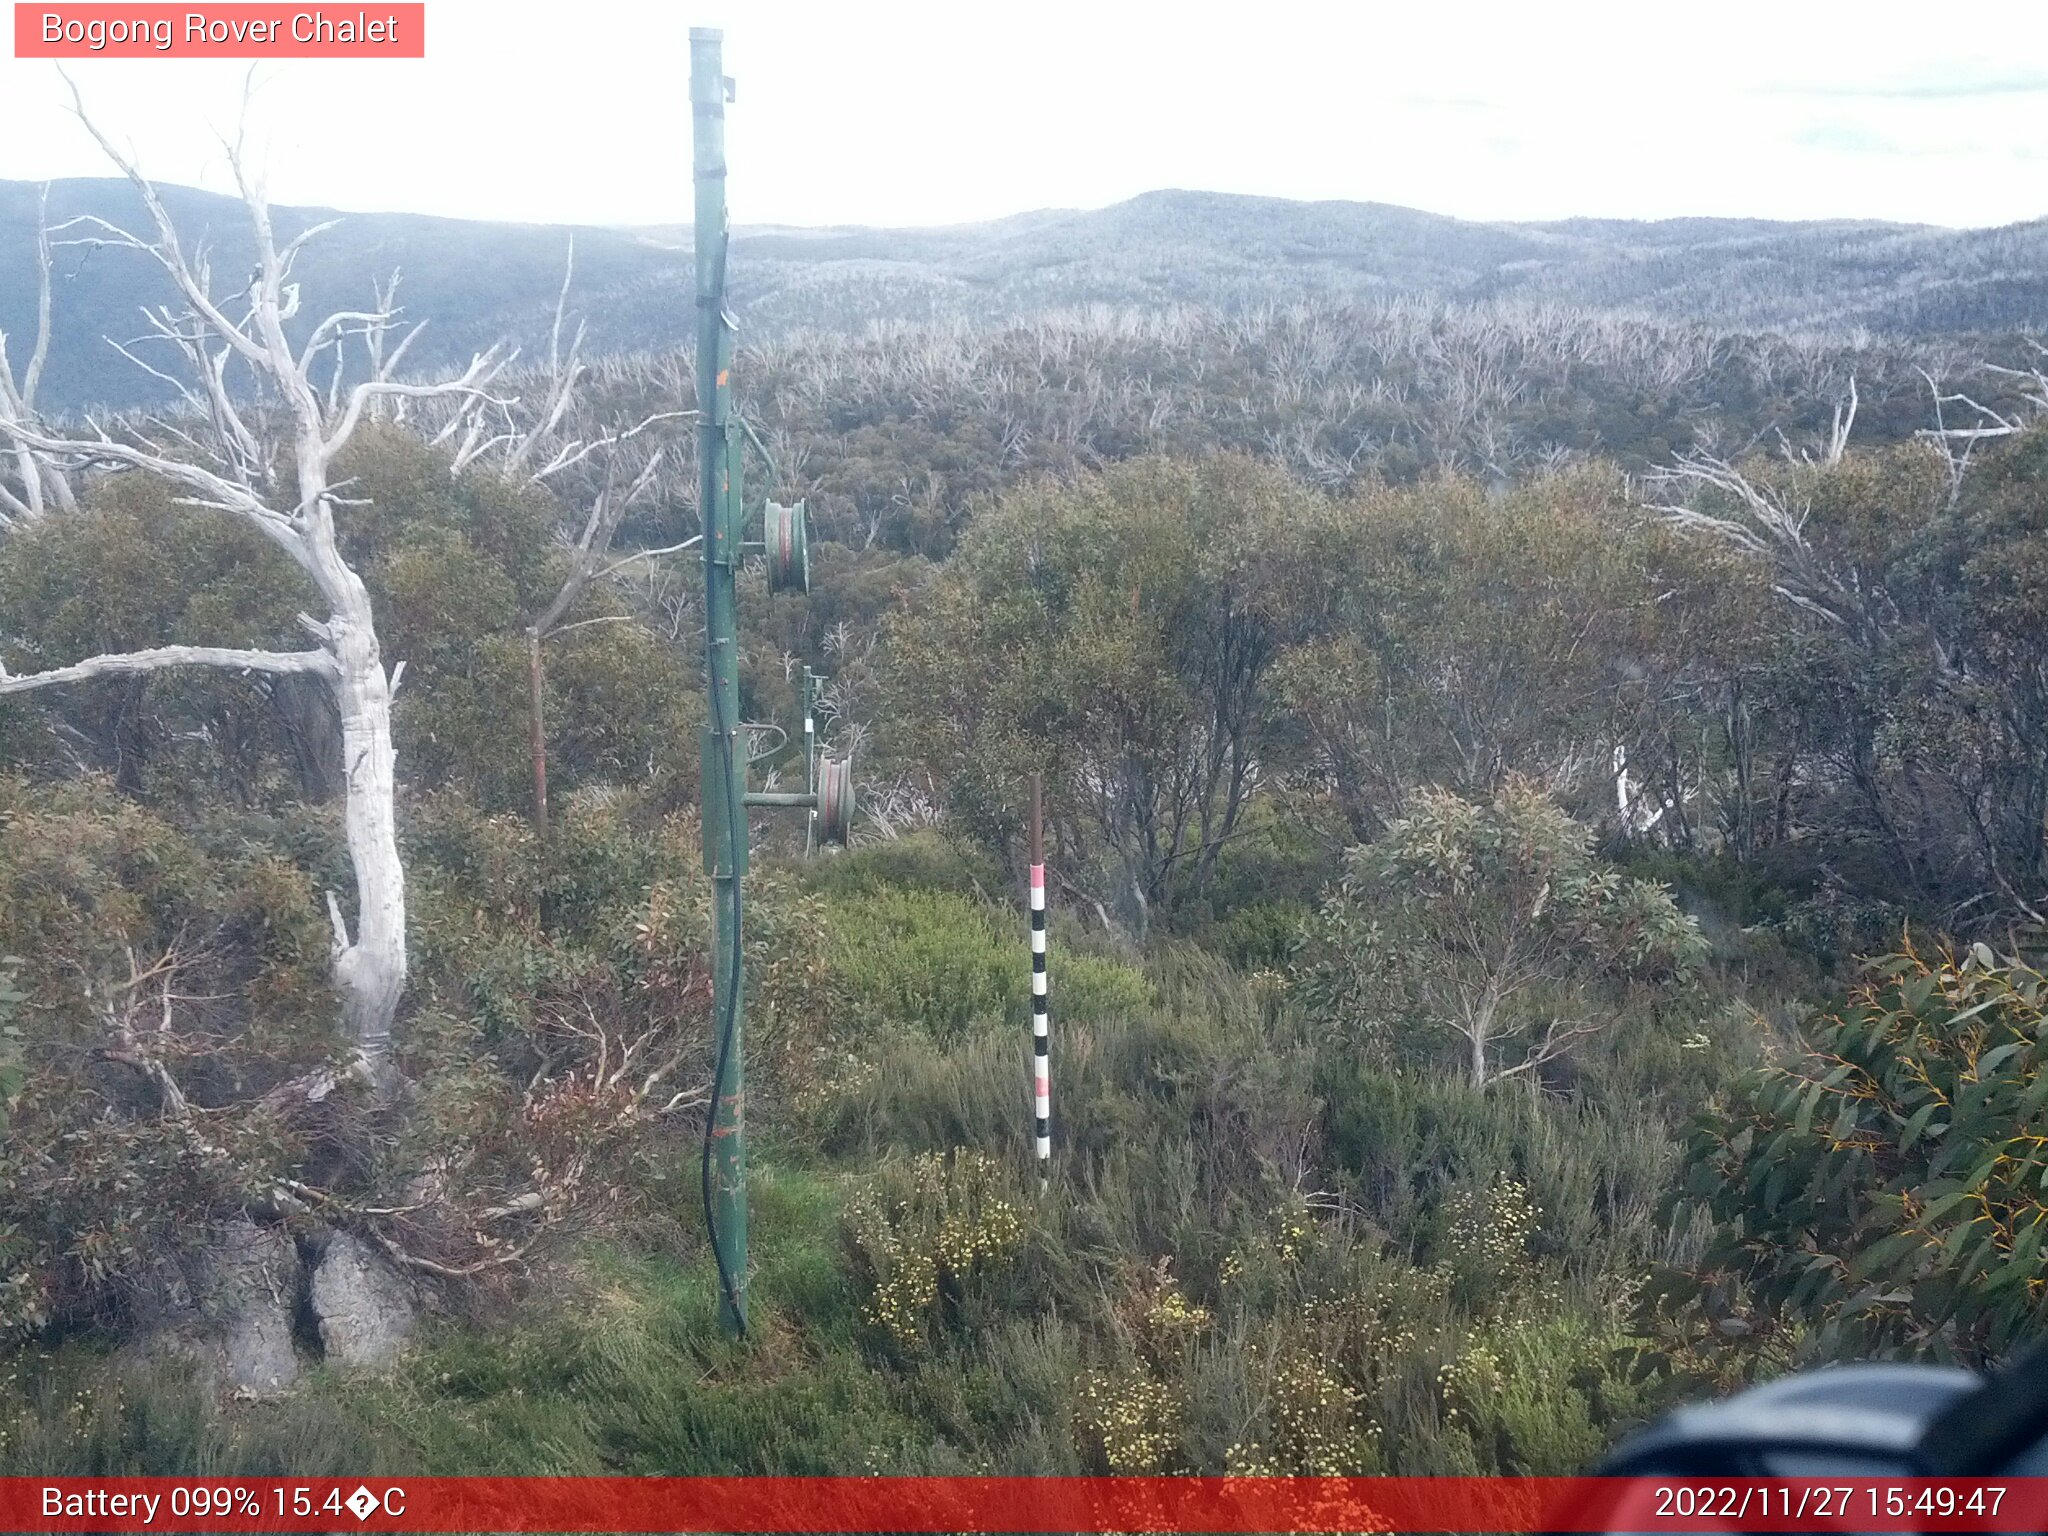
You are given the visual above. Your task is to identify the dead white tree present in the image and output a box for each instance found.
[1643,449,1889,645]
[427,242,697,834]
[0,95,504,1091]
[1915,348,2048,507]
[1824,375,1859,466]
[0,184,78,523]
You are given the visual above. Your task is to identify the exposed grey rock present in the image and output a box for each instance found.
[309,1231,416,1368]
[135,1216,301,1396]
[206,1217,302,1393]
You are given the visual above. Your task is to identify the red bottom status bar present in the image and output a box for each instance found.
[6,1475,2046,1533]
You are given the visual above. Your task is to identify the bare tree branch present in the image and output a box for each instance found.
[0,184,79,521]
[0,644,336,693]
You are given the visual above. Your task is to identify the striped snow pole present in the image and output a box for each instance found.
[802,668,818,855]
[1029,774,1051,1178]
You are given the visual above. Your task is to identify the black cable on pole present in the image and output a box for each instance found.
[700,777,747,1338]
[698,220,748,1339]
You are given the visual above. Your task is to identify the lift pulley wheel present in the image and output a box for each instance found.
[764,499,810,594]
[815,753,855,846]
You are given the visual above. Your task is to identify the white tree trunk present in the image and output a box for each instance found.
[1466,989,1497,1090]
[330,576,406,1083]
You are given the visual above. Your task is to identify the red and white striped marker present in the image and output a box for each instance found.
[1028,773,1050,1180]
[1030,861,1050,1167]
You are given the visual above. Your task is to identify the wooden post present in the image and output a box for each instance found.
[527,629,548,838]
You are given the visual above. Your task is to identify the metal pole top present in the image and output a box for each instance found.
[690,26,723,42]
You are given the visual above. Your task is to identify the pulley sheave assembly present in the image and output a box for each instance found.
[739,664,856,849]
[815,752,855,847]
[763,499,810,594]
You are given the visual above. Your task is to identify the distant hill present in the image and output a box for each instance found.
[0,178,677,414]
[5,179,2046,412]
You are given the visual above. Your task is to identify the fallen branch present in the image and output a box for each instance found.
[372,1230,539,1279]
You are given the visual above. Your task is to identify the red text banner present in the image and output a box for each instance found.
[3,1476,2046,1533]
[14,5,425,58]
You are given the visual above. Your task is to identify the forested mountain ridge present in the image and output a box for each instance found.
[6,177,2047,411]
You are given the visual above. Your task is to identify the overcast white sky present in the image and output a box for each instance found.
[4,0,2047,231]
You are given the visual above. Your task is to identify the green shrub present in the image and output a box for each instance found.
[1438,1308,1647,1473]
[1297,780,1705,1090]
[395,789,835,1264]
[1432,1175,1560,1317]
[827,890,1017,1038]
[0,776,336,1335]
[842,1150,1026,1355]
[1207,900,1311,972]
[804,832,1005,901]
[1075,1366,1185,1473]
[1060,953,1155,1021]
[1318,1053,1683,1279]
[0,480,311,804]
[825,887,1153,1040]
[1662,936,2048,1367]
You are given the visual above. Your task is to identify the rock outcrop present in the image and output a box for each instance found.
[309,1231,416,1367]
[135,1216,301,1396]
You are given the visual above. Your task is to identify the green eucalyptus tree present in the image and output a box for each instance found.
[1301,780,1705,1088]
[887,454,1340,934]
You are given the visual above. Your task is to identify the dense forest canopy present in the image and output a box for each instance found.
[1,159,2046,1479]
